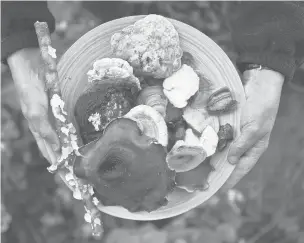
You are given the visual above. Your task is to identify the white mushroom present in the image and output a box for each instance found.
[163,64,199,108]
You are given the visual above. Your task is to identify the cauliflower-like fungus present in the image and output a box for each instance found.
[163,64,199,108]
[73,118,175,212]
[111,14,183,79]
[74,58,141,144]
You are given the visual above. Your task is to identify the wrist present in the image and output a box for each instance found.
[8,48,40,67]
[243,68,285,88]
[7,48,41,76]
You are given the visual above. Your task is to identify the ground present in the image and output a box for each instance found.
[1,2,304,243]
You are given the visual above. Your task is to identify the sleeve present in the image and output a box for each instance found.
[1,1,56,63]
[229,1,304,81]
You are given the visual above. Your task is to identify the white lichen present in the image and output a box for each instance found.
[88,185,94,195]
[88,113,101,131]
[84,213,92,223]
[163,64,199,108]
[73,188,82,200]
[48,46,57,58]
[61,126,69,136]
[50,94,67,122]
[92,197,99,206]
[68,180,76,187]
[94,218,101,226]
[65,172,74,182]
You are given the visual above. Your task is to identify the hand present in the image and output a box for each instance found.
[223,68,284,190]
[8,48,60,164]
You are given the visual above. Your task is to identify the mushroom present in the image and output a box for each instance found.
[163,64,200,109]
[137,86,168,118]
[189,73,237,115]
[124,105,168,147]
[74,58,141,144]
[175,157,214,193]
[183,106,220,134]
[206,87,237,114]
[217,123,234,151]
[111,14,182,78]
[73,118,175,213]
[166,140,207,173]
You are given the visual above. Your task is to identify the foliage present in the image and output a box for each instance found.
[1,1,304,243]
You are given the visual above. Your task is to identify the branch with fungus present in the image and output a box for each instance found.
[34,21,103,238]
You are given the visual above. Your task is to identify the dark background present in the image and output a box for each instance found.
[1,2,304,243]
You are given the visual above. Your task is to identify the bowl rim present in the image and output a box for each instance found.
[58,14,245,221]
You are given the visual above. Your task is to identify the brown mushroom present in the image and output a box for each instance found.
[73,118,175,212]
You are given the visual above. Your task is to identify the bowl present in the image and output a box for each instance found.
[57,15,245,221]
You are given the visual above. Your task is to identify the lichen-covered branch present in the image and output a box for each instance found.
[34,21,103,237]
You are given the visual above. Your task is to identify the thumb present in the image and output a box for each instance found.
[228,125,259,165]
[222,137,268,191]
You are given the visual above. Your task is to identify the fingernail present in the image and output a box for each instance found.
[228,156,238,165]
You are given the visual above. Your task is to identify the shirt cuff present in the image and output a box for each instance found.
[236,52,296,82]
[1,30,40,64]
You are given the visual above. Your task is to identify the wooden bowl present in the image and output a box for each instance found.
[58,15,245,221]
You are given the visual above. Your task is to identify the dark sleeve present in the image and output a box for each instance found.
[229,1,304,81]
[1,1,55,62]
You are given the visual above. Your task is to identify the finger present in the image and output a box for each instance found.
[31,115,60,152]
[223,137,269,190]
[227,124,261,165]
[29,124,59,164]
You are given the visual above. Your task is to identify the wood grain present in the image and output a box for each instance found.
[57,15,246,220]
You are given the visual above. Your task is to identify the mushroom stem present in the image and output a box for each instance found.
[34,21,103,238]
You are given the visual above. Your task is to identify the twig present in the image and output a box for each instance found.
[34,21,103,237]
[246,158,304,243]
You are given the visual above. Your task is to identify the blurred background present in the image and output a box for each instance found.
[1,1,304,243]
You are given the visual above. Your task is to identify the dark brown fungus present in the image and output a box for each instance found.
[217,123,234,151]
[73,118,175,212]
[206,87,237,114]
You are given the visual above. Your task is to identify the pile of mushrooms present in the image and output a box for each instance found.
[73,14,237,213]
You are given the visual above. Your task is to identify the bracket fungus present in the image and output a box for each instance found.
[175,157,214,193]
[124,105,168,147]
[73,118,175,212]
[74,58,141,143]
[206,87,237,114]
[166,140,207,173]
[111,14,182,79]
[137,86,168,118]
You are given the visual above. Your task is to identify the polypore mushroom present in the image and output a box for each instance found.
[124,105,168,147]
[73,118,175,213]
[74,58,141,144]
